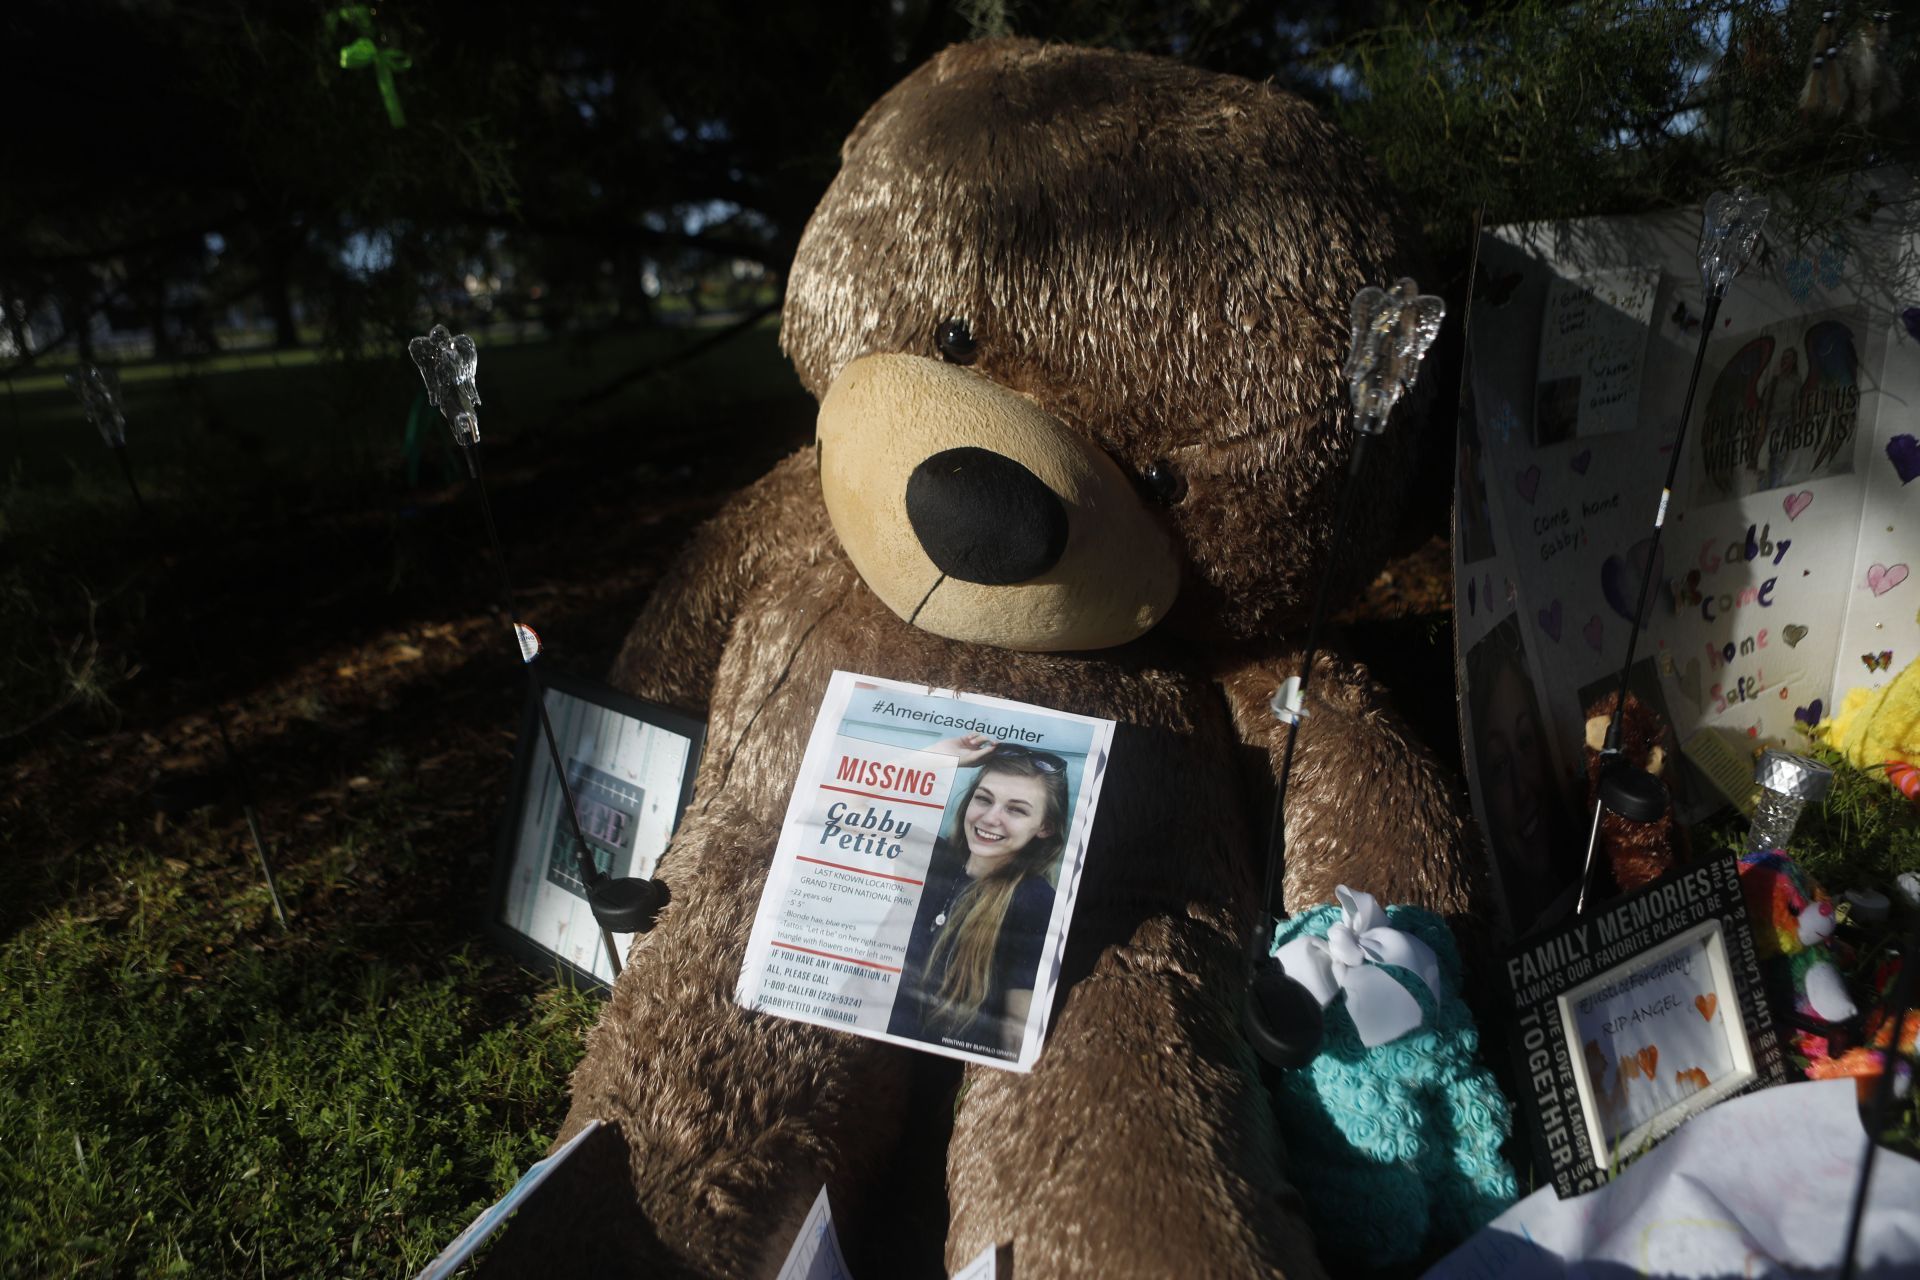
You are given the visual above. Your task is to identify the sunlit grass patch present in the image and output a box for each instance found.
[0,843,598,1277]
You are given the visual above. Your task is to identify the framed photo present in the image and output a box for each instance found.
[487,670,705,991]
[1501,854,1785,1197]
[1558,918,1756,1167]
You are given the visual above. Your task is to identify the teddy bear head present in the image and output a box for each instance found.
[781,38,1425,652]
[1582,690,1670,783]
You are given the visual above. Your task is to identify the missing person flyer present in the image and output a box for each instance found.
[737,671,1114,1071]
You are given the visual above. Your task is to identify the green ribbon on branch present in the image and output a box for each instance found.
[339,37,411,128]
[329,6,410,128]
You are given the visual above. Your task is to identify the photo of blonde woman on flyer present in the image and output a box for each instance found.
[886,734,1072,1059]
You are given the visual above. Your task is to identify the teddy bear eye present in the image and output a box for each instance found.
[935,318,978,365]
[1141,460,1186,506]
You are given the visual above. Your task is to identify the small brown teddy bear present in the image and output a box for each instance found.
[1582,689,1682,894]
[484,39,1480,1279]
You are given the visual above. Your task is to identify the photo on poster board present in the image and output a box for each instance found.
[1454,180,1920,941]
[1503,854,1784,1198]
[736,671,1114,1072]
[1462,612,1581,936]
[488,671,705,990]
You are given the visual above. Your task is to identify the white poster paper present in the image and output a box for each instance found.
[738,671,1114,1071]
[1456,175,1920,939]
[1534,266,1659,442]
[774,1186,853,1280]
[1425,1079,1920,1278]
[951,1242,997,1280]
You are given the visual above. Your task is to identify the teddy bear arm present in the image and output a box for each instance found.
[1219,654,1482,922]
[608,448,829,714]
[500,805,913,1276]
[945,911,1329,1279]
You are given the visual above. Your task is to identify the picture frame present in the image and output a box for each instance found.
[1502,853,1785,1197]
[1557,917,1757,1168]
[487,669,706,992]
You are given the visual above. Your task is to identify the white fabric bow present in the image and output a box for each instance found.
[1274,885,1442,1048]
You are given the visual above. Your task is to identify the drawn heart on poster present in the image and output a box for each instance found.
[1537,599,1564,642]
[1516,464,1542,503]
[1794,698,1824,726]
[1695,993,1718,1022]
[1583,614,1604,652]
[1673,657,1703,711]
[1570,449,1592,475]
[1888,434,1920,485]
[1783,490,1814,521]
[1637,1045,1659,1078]
[1783,624,1809,648]
[1867,563,1910,596]
[1600,538,1663,623]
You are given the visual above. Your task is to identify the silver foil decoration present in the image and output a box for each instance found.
[65,364,127,447]
[1345,279,1445,433]
[408,324,482,447]
[1699,187,1770,298]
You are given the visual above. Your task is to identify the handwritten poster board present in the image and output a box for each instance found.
[1456,175,1920,939]
[1503,856,1784,1197]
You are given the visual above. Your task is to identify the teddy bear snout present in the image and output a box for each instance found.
[814,352,1180,651]
[905,446,1069,585]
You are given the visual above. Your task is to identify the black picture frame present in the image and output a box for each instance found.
[486,669,705,993]
[1501,853,1786,1198]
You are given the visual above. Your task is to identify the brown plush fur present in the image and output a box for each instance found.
[481,39,1479,1279]
[1583,690,1680,893]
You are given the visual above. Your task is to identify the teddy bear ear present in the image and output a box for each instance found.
[1584,713,1610,752]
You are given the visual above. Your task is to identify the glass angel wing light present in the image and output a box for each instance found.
[1345,279,1445,434]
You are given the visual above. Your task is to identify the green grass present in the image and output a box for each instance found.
[0,321,806,1276]
[0,835,599,1277]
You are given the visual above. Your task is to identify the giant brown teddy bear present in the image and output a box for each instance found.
[486,38,1479,1279]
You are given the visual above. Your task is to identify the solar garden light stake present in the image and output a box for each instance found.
[408,325,666,977]
[1242,279,1444,1070]
[1838,920,1918,1280]
[65,365,288,928]
[1573,188,1770,919]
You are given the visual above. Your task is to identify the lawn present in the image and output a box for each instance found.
[0,320,816,1276]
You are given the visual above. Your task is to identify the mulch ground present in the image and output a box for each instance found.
[1,397,1459,968]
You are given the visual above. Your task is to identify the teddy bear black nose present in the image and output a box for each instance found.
[905,446,1069,585]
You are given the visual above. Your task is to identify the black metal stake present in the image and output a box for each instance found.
[1838,927,1917,1280]
[113,443,149,519]
[1241,436,1374,1071]
[464,443,628,978]
[1575,289,1724,918]
[1255,437,1373,938]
